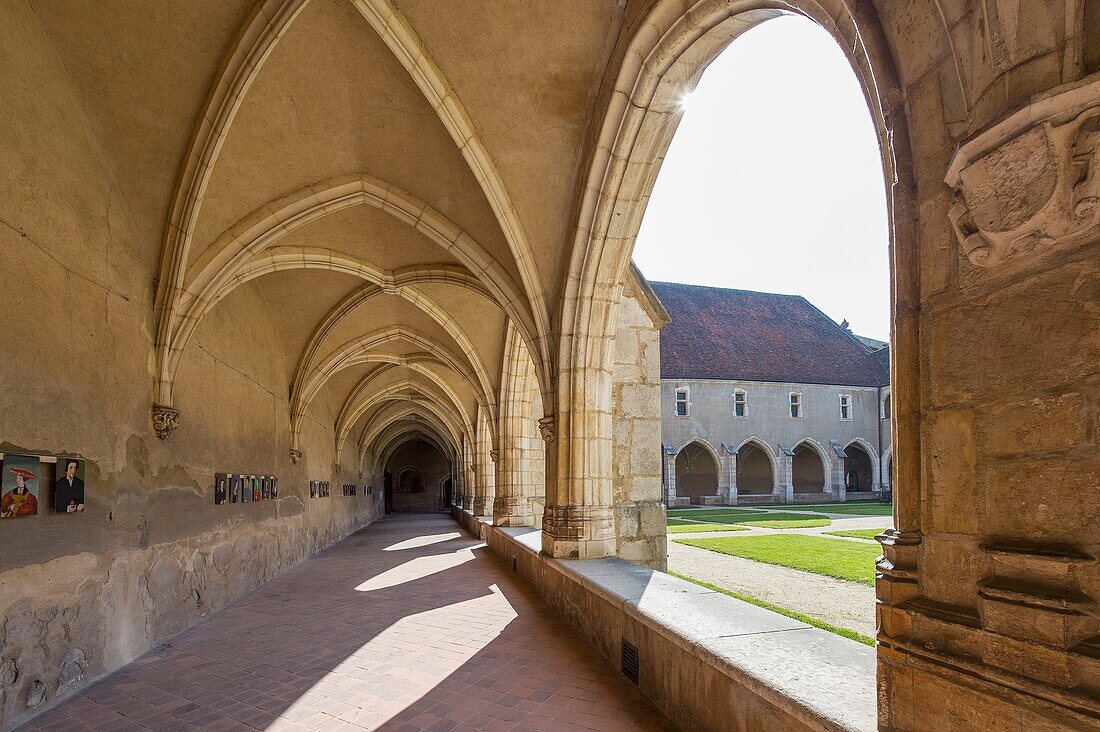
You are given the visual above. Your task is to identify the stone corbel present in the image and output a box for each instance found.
[945,76,1100,267]
[289,449,302,464]
[489,449,498,463]
[335,464,342,474]
[152,405,180,440]
[537,415,556,443]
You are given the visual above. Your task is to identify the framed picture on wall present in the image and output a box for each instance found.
[251,476,261,502]
[230,474,240,503]
[261,476,270,501]
[54,456,86,513]
[214,473,228,505]
[271,476,278,500]
[1,453,40,518]
[309,481,316,498]
[241,475,252,503]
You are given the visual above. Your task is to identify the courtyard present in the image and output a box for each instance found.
[665,504,893,642]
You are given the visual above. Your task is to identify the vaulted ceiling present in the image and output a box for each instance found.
[28,0,628,463]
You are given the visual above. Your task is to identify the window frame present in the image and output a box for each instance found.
[789,391,803,419]
[674,386,690,417]
[733,388,747,418]
[840,393,852,421]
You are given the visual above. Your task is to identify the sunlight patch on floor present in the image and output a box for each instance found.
[272,584,517,729]
[355,544,485,592]
[383,532,463,551]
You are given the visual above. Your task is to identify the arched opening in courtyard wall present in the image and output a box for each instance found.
[735,440,775,496]
[675,441,720,504]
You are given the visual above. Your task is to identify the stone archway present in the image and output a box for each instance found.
[736,440,774,495]
[792,442,826,494]
[844,442,875,493]
[675,442,720,504]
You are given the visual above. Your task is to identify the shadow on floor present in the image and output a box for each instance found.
[20,513,671,731]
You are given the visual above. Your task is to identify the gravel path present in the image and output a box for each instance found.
[666,513,893,638]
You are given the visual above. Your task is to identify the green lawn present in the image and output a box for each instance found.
[784,502,892,516]
[736,517,831,529]
[667,571,874,647]
[667,508,768,519]
[824,528,887,540]
[666,523,749,534]
[674,534,881,586]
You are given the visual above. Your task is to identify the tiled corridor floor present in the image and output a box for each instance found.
[19,514,672,731]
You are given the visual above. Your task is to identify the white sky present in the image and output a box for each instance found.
[632,15,891,341]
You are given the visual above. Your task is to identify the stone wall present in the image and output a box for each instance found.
[611,274,667,569]
[0,5,378,727]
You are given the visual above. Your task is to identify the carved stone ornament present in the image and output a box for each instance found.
[335,464,342,474]
[289,449,302,464]
[151,405,180,440]
[537,415,556,443]
[945,77,1100,267]
[489,449,499,463]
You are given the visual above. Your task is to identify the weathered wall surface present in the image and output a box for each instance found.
[0,4,376,728]
[612,278,667,569]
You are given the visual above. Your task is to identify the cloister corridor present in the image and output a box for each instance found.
[17,514,670,732]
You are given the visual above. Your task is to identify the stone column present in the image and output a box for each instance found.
[662,444,677,506]
[720,444,737,506]
[493,423,533,527]
[473,449,496,516]
[781,454,794,503]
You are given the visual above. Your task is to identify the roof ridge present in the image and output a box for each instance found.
[648,280,802,298]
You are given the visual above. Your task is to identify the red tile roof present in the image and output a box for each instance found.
[650,281,890,387]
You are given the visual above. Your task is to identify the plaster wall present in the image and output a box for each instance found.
[661,379,888,500]
[0,7,377,727]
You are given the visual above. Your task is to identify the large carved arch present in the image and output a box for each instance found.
[348,0,552,376]
[550,0,919,559]
[335,377,474,458]
[292,326,490,426]
[358,403,464,466]
[157,174,539,408]
[288,276,500,431]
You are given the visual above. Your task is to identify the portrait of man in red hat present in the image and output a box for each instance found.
[1,453,40,518]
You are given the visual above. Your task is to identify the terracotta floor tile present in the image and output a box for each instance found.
[16,514,673,732]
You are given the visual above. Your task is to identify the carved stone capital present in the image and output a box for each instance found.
[151,405,180,440]
[537,415,556,443]
[335,464,342,474]
[289,449,302,464]
[945,77,1100,267]
[489,449,499,463]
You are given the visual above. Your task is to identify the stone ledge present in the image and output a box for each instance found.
[459,510,876,731]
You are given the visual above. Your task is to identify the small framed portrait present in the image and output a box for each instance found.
[261,476,270,501]
[323,481,330,498]
[251,476,261,502]
[54,456,86,513]
[241,475,252,503]
[214,473,228,505]
[271,477,278,500]
[309,481,317,499]
[230,474,240,503]
[2,453,40,518]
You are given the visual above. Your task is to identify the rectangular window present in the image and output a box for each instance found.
[675,388,689,417]
[840,394,852,420]
[789,392,802,419]
[733,389,746,417]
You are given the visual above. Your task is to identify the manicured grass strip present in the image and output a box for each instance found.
[674,534,880,586]
[824,528,887,540]
[784,502,892,516]
[736,517,831,529]
[668,510,830,527]
[667,571,874,647]
[667,508,767,518]
[667,523,749,534]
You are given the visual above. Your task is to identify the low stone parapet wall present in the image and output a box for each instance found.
[456,509,876,732]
